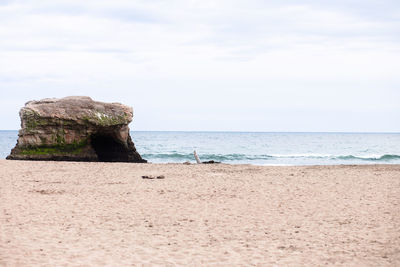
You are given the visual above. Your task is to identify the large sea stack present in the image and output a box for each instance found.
[7,96,146,162]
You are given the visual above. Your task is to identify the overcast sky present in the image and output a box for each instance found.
[0,0,399,131]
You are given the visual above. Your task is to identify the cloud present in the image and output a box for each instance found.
[0,0,399,131]
[1,1,399,56]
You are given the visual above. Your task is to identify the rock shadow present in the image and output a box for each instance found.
[91,133,129,162]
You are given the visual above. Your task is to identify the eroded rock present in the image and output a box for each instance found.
[7,96,146,162]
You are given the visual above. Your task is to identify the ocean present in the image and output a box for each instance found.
[1,131,399,165]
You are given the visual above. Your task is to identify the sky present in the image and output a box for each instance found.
[0,0,399,132]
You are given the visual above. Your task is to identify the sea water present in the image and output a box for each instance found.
[1,131,399,165]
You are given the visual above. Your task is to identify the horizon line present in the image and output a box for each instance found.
[0,129,399,134]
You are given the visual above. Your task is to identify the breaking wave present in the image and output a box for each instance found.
[336,154,400,161]
[141,153,400,163]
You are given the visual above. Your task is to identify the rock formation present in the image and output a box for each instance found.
[7,96,146,162]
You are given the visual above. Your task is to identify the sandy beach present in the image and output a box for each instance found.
[0,160,399,266]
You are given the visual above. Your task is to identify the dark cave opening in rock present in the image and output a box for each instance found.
[91,134,129,162]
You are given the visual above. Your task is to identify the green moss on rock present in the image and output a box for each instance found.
[22,110,52,133]
[20,140,88,156]
[53,129,66,146]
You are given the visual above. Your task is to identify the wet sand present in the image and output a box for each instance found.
[1,160,399,266]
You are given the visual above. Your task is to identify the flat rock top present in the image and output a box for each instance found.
[22,96,133,126]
